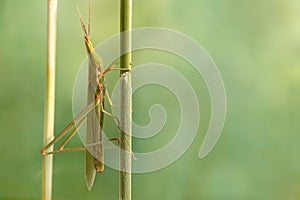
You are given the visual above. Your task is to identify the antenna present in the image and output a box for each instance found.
[76,5,88,37]
[88,0,91,36]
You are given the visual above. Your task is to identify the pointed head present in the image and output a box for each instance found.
[76,5,93,53]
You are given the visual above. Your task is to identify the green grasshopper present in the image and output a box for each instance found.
[40,5,128,190]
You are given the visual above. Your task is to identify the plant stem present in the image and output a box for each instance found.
[42,0,57,199]
[120,0,132,199]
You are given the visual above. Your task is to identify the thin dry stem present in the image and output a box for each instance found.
[42,0,57,199]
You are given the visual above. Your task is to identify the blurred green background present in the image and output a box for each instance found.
[1,0,300,199]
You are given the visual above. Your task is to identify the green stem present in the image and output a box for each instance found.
[42,0,57,199]
[120,0,132,199]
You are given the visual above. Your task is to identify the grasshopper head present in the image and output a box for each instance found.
[84,36,93,53]
[76,5,93,53]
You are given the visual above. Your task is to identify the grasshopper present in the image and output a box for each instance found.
[40,5,128,190]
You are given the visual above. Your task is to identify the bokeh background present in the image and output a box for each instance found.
[1,0,300,199]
